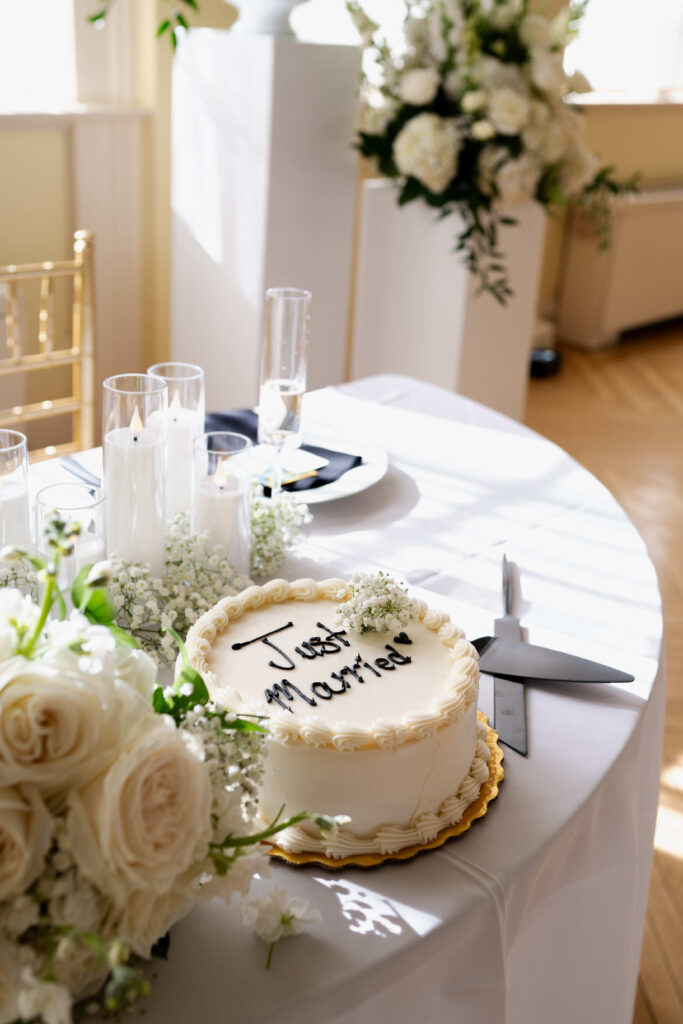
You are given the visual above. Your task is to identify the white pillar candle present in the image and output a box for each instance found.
[191,460,250,575]
[159,394,203,517]
[104,410,166,576]
[0,478,31,548]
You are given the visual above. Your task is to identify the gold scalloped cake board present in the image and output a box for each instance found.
[265,711,504,869]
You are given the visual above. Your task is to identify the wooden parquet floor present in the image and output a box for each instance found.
[524,318,683,1024]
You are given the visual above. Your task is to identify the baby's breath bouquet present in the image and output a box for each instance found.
[349,0,637,302]
[0,520,335,1023]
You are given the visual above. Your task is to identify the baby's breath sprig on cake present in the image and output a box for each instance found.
[337,571,417,635]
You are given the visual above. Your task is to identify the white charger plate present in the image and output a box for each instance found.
[293,431,388,505]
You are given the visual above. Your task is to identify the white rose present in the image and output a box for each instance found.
[471,119,496,142]
[0,785,52,902]
[399,67,441,107]
[558,144,600,197]
[393,113,461,195]
[68,717,212,905]
[496,153,542,206]
[478,144,509,195]
[530,48,567,95]
[519,13,552,49]
[0,936,21,1024]
[0,657,152,797]
[567,69,592,94]
[488,86,530,135]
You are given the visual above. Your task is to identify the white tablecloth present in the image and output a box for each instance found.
[32,374,665,1024]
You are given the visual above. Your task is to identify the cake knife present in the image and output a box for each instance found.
[492,555,528,756]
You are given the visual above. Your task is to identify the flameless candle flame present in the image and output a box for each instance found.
[129,406,144,441]
[170,390,181,421]
[214,458,228,490]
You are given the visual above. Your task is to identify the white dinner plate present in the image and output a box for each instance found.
[293,431,388,505]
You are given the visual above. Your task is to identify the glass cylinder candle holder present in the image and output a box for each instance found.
[191,432,252,576]
[102,374,167,576]
[0,430,31,549]
[146,362,205,517]
[35,483,106,590]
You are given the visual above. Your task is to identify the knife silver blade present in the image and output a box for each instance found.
[493,556,527,756]
[473,635,634,683]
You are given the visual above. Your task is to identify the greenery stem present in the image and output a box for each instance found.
[20,576,55,657]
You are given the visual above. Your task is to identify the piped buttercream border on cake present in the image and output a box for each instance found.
[266,712,504,866]
[185,578,479,752]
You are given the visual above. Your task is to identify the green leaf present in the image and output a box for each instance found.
[72,566,117,623]
[108,623,139,649]
[157,19,171,37]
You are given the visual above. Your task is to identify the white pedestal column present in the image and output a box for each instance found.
[170,30,360,413]
[351,180,546,421]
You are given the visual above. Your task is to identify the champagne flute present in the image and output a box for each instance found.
[257,287,311,499]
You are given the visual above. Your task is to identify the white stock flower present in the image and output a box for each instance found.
[0,936,21,1024]
[519,12,552,49]
[496,153,542,206]
[558,144,600,197]
[393,113,461,194]
[67,717,212,906]
[0,785,52,902]
[567,69,592,94]
[0,590,37,660]
[529,47,567,95]
[399,67,441,106]
[241,885,321,944]
[0,657,152,796]
[488,86,530,135]
[17,969,71,1024]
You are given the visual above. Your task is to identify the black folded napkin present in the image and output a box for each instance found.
[205,409,362,494]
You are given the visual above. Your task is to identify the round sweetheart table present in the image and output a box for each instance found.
[37,374,664,1024]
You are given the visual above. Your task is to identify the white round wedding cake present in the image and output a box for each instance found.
[185,578,490,859]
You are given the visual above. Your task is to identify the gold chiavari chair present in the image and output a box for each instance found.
[0,230,95,460]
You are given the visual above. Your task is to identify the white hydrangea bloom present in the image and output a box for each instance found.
[17,969,71,1024]
[393,112,461,194]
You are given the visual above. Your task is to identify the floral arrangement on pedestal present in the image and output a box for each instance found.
[348,0,638,302]
[0,521,338,1024]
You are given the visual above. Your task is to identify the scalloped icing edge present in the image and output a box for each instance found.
[185,577,480,753]
[265,712,504,867]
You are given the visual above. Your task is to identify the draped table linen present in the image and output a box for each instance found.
[30,374,664,1024]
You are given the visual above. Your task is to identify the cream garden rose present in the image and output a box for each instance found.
[0,658,152,797]
[488,86,530,135]
[0,785,52,902]
[67,717,212,907]
[393,113,461,194]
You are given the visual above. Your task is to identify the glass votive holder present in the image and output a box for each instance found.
[191,432,252,576]
[146,362,205,517]
[35,483,106,590]
[102,374,168,576]
[0,430,31,549]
